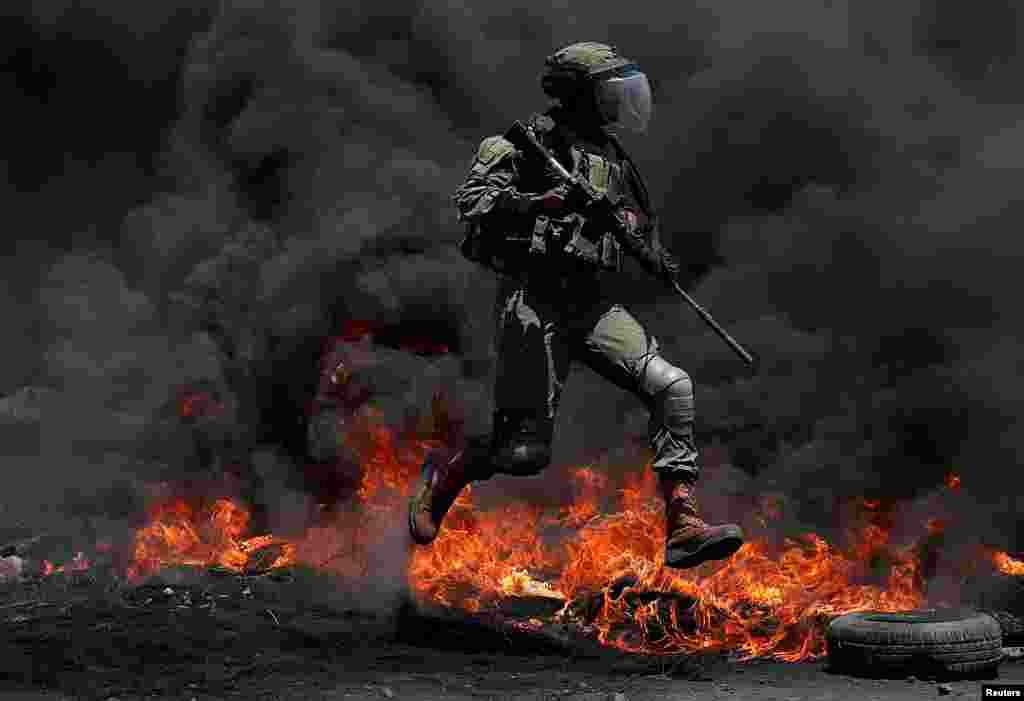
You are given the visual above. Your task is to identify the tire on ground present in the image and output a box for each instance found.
[826,608,1003,678]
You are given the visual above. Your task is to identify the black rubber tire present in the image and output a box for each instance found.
[826,608,1003,678]
[984,610,1024,647]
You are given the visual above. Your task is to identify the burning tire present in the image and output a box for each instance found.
[826,608,1003,678]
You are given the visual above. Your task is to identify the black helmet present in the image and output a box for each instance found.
[541,42,652,133]
[541,42,633,101]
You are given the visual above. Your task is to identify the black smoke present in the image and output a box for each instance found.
[3,0,1023,567]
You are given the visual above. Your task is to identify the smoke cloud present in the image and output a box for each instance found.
[3,0,1023,566]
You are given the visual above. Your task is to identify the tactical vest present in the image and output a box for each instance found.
[527,140,624,273]
[460,114,648,277]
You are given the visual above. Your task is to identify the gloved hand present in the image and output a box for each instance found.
[614,206,638,233]
[609,208,680,285]
[496,188,569,216]
[617,207,640,234]
[532,188,572,214]
[529,181,592,216]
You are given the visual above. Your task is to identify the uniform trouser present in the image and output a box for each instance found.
[489,274,699,480]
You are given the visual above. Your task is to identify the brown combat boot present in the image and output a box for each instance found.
[409,449,488,545]
[660,476,744,569]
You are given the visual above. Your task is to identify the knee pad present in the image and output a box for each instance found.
[639,355,694,432]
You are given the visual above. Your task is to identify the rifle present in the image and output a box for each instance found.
[504,120,756,369]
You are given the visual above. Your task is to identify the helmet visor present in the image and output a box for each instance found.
[595,69,652,133]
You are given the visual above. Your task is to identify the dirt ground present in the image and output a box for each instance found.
[1,569,1020,701]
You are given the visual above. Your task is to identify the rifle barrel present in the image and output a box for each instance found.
[672,281,756,367]
[507,121,756,370]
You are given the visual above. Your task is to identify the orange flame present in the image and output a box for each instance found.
[992,550,1024,575]
[128,498,296,580]
[405,461,930,660]
[96,378,1021,662]
[42,552,91,577]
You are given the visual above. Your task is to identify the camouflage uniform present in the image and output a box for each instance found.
[454,113,698,480]
[409,43,743,569]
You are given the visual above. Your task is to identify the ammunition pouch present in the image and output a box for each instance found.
[458,117,631,276]
[529,214,622,272]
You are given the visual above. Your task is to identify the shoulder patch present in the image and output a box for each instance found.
[475,136,517,166]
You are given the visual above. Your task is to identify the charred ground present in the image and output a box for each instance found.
[3,565,1024,701]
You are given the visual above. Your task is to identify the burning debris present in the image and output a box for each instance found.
[406,467,936,661]
[128,497,296,581]
[6,394,1024,667]
[993,552,1024,577]
[0,298,1020,668]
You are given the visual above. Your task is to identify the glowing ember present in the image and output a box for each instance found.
[945,473,961,490]
[43,552,91,577]
[177,388,222,419]
[500,569,565,600]
[992,550,1024,576]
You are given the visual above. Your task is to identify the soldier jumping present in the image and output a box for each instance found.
[409,42,745,569]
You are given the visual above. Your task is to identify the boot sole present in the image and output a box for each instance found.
[408,495,436,545]
[665,525,744,569]
[407,457,441,546]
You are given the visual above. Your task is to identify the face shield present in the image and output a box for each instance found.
[594,67,652,133]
